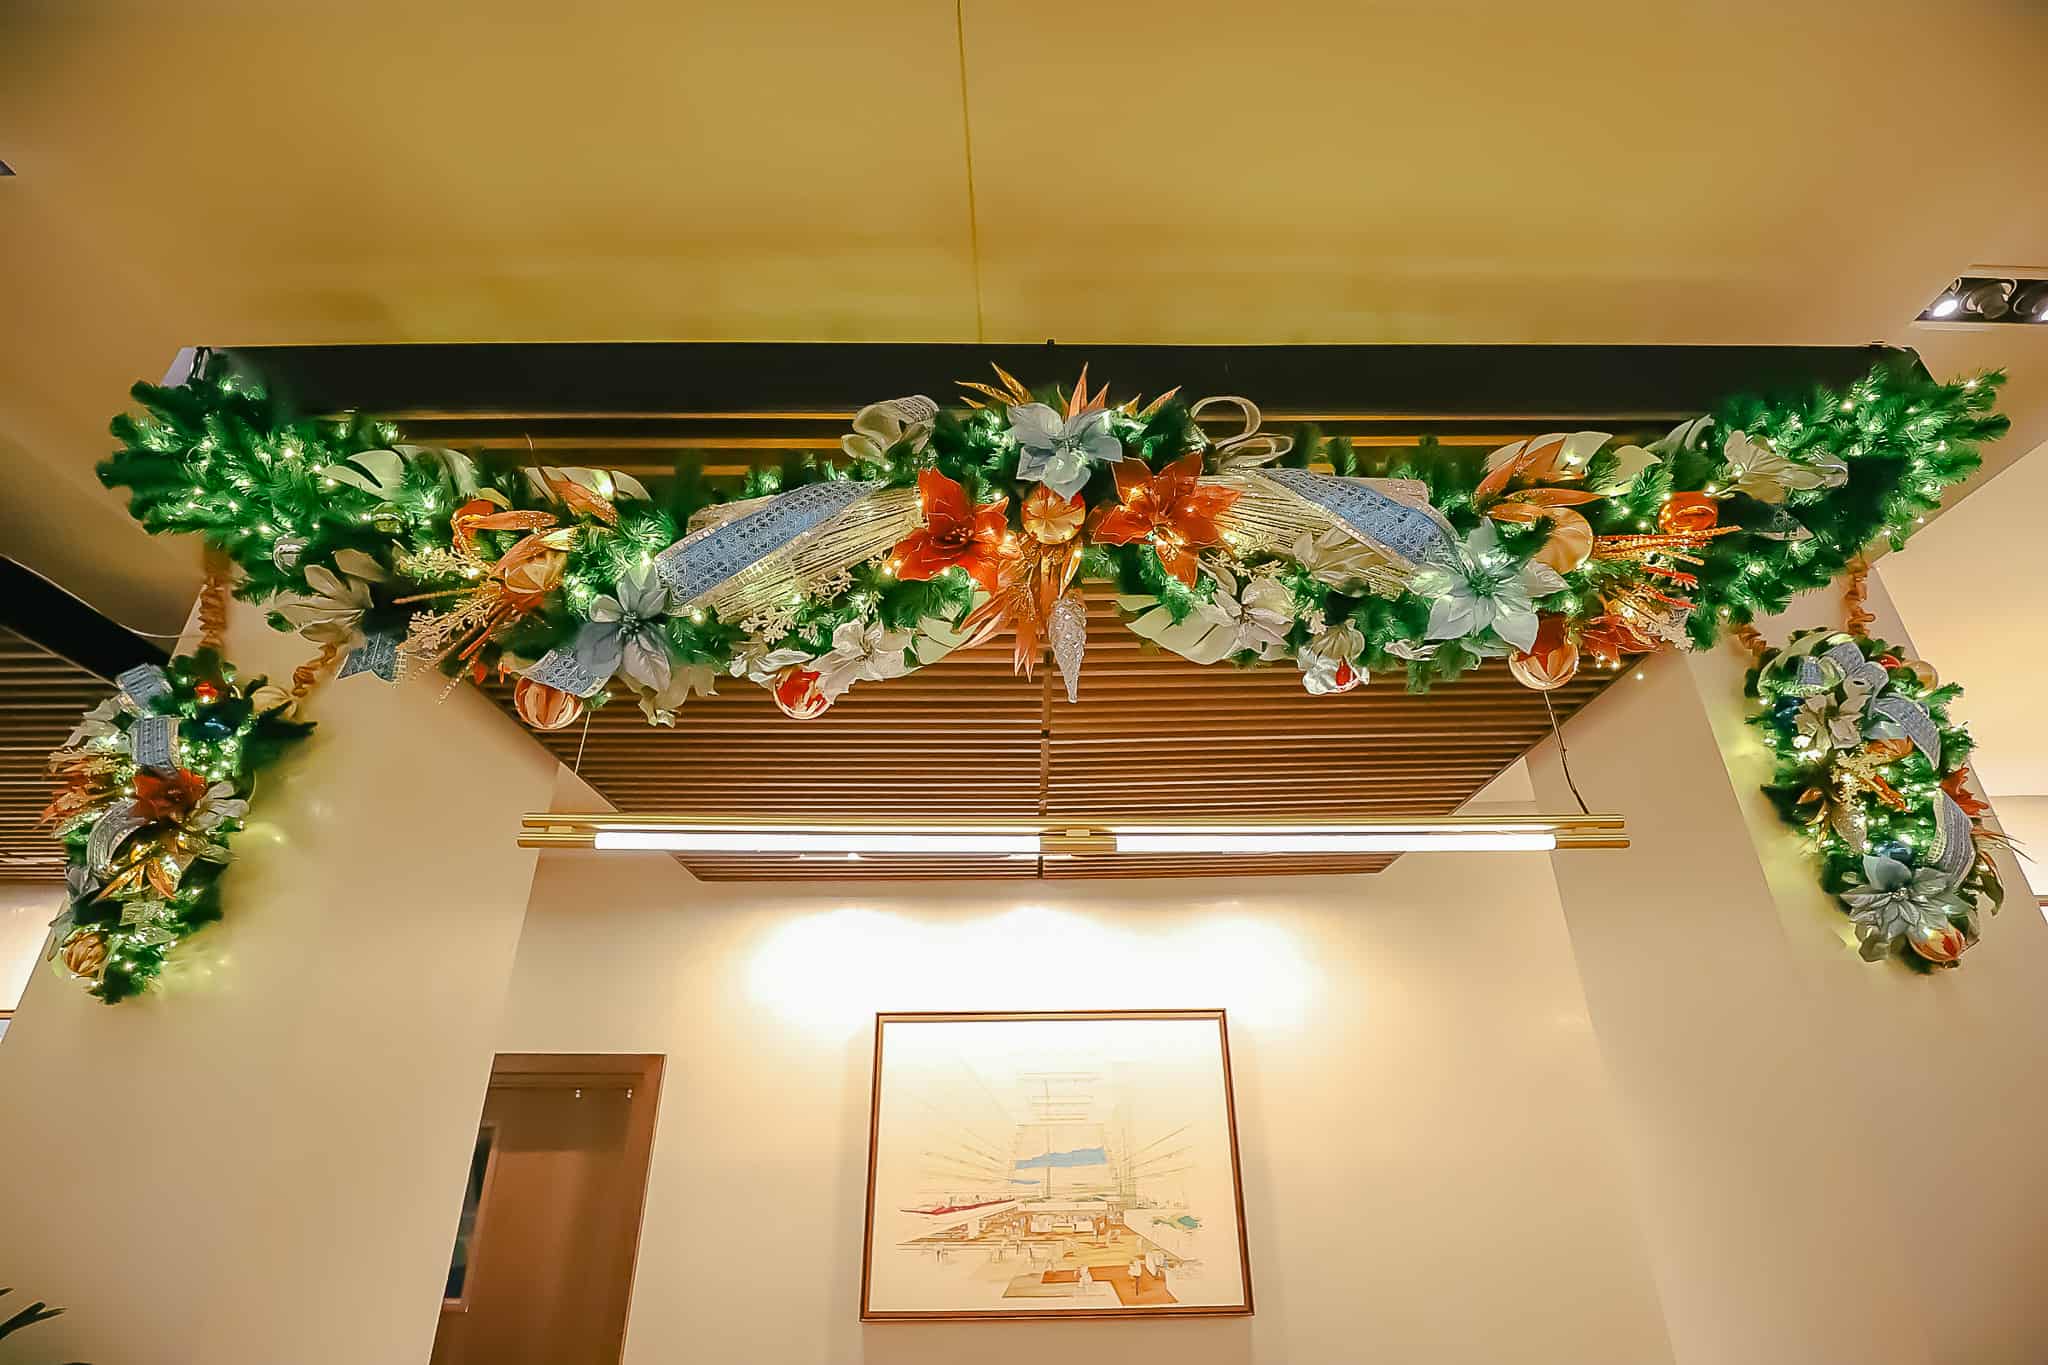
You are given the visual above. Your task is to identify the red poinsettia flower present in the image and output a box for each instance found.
[1941,767,1992,818]
[891,470,1013,594]
[1086,454,1240,586]
[133,767,209,822]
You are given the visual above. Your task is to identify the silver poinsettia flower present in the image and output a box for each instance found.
[1840,855,1972,962]
[571,564,676,694]
[1793,685,1873,754]
[1009,403,1123,499]
[1411,522,1567,652]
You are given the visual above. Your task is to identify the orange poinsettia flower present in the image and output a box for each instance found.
[1941,767,1992,818]
[1086,454,1240,586]
[891,470,1013,593]
[1578,613,1653,667]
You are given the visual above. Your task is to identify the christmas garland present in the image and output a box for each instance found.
[1749,629,2004,967]
[42,645,311,1002]
[97,356,2006,732]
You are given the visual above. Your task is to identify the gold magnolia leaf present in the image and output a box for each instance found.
[989,363,1034,404]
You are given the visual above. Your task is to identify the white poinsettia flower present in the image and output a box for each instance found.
[812,619,915,701]
[65,697,127,751]
[729,639,814,684]
[1720,431,1848,504]
[638,663,720,726]
[1411,521,1566,652]
[1200,565,1294,660]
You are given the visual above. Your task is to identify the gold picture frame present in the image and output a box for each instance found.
[861,1009,1253,1321]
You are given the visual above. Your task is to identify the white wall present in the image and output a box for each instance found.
[496,848,1675,1365]
[0,603,558,1364]
[0,880,58,1012]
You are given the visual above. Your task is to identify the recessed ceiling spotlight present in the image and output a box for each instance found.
[1959,279,2012,319]
[1921,274,2048,324]
[2012,282,2048,324]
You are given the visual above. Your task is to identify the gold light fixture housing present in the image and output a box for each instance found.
[518,812,1627,858]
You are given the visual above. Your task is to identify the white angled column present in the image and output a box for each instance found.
[0,599,558,1363]
[1530,582,2048,1365]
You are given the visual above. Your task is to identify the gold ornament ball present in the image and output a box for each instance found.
[513,678,585,731]
[61,929,109,981]
[1904,659,1939,691]
[369,502,408,535]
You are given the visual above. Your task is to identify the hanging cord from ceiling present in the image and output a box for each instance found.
[1541,688,1592,817]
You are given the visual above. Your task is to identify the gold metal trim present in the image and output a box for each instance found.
[518,812,1627,853]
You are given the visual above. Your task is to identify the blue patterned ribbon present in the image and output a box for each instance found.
[1258,467,1456,565]
[522,647,608,698]
[339,631,401,683]
[116,663,170,714]
[653,480,882,609]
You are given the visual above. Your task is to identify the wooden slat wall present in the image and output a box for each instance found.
[488,585,1615,881]
[0,628,107,881]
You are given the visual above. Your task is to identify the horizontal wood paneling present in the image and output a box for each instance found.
[487,583,1614,881]
[0,629,107,881]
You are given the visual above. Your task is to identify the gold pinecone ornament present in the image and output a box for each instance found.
[60,929,109,982]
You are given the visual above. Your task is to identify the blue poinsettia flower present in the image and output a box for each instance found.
[1009,403,1123,499]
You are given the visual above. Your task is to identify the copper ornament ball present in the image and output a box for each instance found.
[513,678,585,731]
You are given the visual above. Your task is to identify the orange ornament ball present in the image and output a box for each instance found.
[1906,920,1967,965]
[1659,492,1720,534]
[513,678,585,731]
[1023,485,1086,544]
[772,666,833,720]
[1509,615,1580,691]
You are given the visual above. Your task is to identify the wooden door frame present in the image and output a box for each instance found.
[476,1052,665,1362]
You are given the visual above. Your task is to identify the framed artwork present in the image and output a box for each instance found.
[861,1009,1253,1321]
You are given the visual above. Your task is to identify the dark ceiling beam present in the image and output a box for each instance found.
[0,556,168,682]
[219,342,1912,420]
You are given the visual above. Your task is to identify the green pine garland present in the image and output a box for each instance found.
[1748,629,2003,968]
[46,649,312,1002]
[96,354,2006,720]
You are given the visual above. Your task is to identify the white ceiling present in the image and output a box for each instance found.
[3,0,2045,636]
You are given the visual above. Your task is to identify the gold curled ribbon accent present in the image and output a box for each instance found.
[1192,395,1293,469]
[290,639,347,705]
[196,557,232,652]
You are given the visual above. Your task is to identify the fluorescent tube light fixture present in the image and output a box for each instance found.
[520,813,1627,857]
